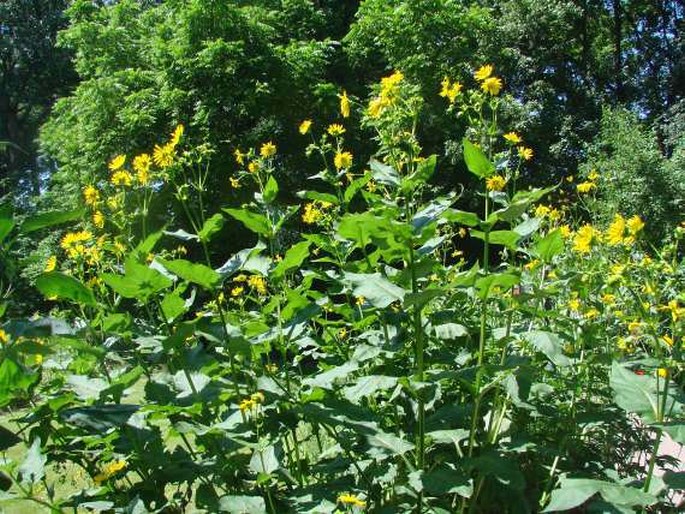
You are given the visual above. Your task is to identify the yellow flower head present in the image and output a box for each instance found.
[153,143,175,168]
[229,177,240,189]
[503,132,522,144]
[606,214,626,246]
[658,368,669,379]
[44,255,57,273]
[327,124,346,137]
[239,398,256,413]
[83,185,100,206]
[0,328,8,345]
[534,204,550,218]
[93,460,127,485]
[170,124,184,146]
[234,148,246,165]
[340,90,351,118]
[334,151,353,170]
[367,97,384,118]
[486,175,507,192]
[338,494,366,508]
[248,161,260,173]
[572,224,597,254]
[247,275,267,295]
[133,153,152,185]
[517,146,533,161]
[587,169,600,181]
[93,211,105,229]
[576,181,596,194]
[474,65,494,81]
[108,154,126,171]
[559,225,572,239]
[260,141,277,158]
[481,76,503,95]
[439,77,463,103]
[380,71,404,94]
[627,215,645,235]
[111,170,133,187]
[230,286,244,297]
[302,202,323,224]
[299,119,312,135]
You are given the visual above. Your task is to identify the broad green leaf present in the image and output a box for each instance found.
[159,259,220,290]
[0,426,20,451]
[22,208,85,234]
[249,444,279,475]
[61,405,139,432]
[412,196,455,233]
[488,186,555,223]
[404,154,437,190]
[303,362,358,390]
[664,471,685,490]
[66,375,108,400]
[369,158,400,186]
[263,176,279,204]
[535,229,564,262]
[102,263,172,301]
[434,323,469,340]
[463,139,494,178]
[343,272,406,308]
[217,495,266,513]
[654,422,685,444]
[513,217,541,237]
[475,272,520,300]
[198,213,225,243]
[0,217,14,245]
[337,212,393,248]
[297,190,339,205]
[18,438,46,485]
[271,241,311,280]
[161,290,187,322]
[523,331,571,367]
[423,466,472,497]
[367,431,415,456]
[443,209,481,227]
[470,452,525,491]
[0,358,38,407]
[610,361,660,422]
[344,375,398,403]
[36,272,96,306]
[344,175,371,204]
[224,208,271,236]
[542,478,657,512]
[471,230,520,250]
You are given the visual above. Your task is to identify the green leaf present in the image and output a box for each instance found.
[475,272,520,300]
[337,212,393,248]
[404,154,437,190]
[224,208,271,237]
[0,217,14,245]
[664,471,685,490]
[367,431,415,456]
[271,241,311,280]
[423,466,473,497]
[18,438,46,485]
[542,478,657,512]
[523,331,571,367]
[161,290,188,323]
[443,209,481,227]
[249,444,279,475]
[217,495,266,513]
[0,426,20,451]
[471,230,520,250]
[370,158,400,187]
[610,361,660,422]
[297,190,340,205]
[22,208,85,234]
[36,272,96,306]
[0,358,38,407]
[198,213,225,243]
[263,176,279,204]
[463,139,494,178]
[344,175,371,204]
[102,263,172,301]
[535,229,564,262]
[159,259,220,290]
[344,375,398,403]
[343,272,406,308]
[433,323,469,340]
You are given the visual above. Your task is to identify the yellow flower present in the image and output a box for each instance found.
[568,298,581,312]
[658,368,669,379]
[338,493,366,508]
[93,211,105,229]
[355,296,365,306]
[486,174,507,191]
[517,146,533,161]
[44,255,57,273]
[248,161,259,173]
[367,97,384,118]
[534,205,550,218]
[230,286,244,297]
[662,335,674,347]
[239,398,256,413]
[628,321,642,334]
[247,275,267,295]
[667,300,685,323]
[234,148,246,165]
[559,225,572,239]
[587,169,600,181]
[366,180,377,193]
[260,141,277,158]
[60,231,93,259]
[572,224,597,253]
[584,308,600,320]
[334,151,353,170]
[503,132,522,144]
[83,185,100,206]
[94,460,127,485]
[108,154,126,171]
[327,123,346,136]
[229,177,240,189]
[133,153,152,185]
[439,77,462,103]
[153,143,175,168]
[380,70,403,96]
[111,170,133,187]
[576,181,596,194]
[606,214,626,246]
[251,391,265,403]
[340,90,350,118]
[302,203,323,224]
[338,327,348,339]
[474,65,493,81]
[299,119,312,135]
[170,124,184,146]
[601,293,616,305]
[234,274,247,283]
[524,259,540,271]
[0,329,8,345]
[481,76,503,95]
[627,215,644,235]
